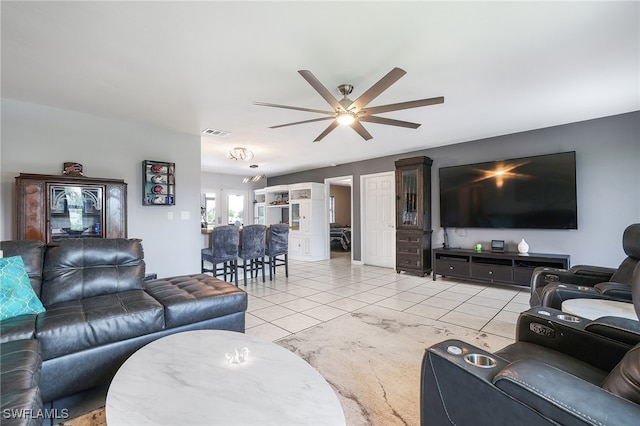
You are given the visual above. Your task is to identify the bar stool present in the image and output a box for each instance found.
[265,223,289,280]
[238,224,266,286]
[201,225,239,286]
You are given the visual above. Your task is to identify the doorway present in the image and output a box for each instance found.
[324,176,353,261]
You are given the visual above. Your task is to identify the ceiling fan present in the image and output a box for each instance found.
[254,67,444,142]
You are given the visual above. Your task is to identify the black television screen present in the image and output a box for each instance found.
[439,151,577,229]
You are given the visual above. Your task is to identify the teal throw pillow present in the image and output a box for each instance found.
[0,255,46,320]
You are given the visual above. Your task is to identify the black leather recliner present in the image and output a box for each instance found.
[530,223,640,309]
[421,262,640,425]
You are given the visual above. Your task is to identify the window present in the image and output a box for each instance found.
[329,196,335,223]
[205,193,216,228]
[228,193,245,226]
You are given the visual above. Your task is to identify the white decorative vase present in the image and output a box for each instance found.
[518,238,529,254]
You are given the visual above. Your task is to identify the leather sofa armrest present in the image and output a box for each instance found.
[593,281,632,300]
[585,316,640,346]
[529,267,606,307]
[494,359,640,425]
[516,308,631,371]
[539,282,616,310]
[422,340,555,426]
[569,264,617,279]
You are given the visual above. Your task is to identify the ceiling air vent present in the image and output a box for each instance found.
[202,128,230,137]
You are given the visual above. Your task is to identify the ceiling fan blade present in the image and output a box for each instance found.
[298,70,344,112]
[359,115,421,129]
[253,101,334,116]
[313,120,339,142]
[350,67,407,112]
[361,96,445,116]
[350,121,373,141]
[270,116,335,129]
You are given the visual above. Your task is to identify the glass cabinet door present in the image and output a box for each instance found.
[399,169,418,227]
[49,185,104,240]
[290,203,301,230]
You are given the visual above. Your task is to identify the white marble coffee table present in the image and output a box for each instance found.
[106,330,345,426]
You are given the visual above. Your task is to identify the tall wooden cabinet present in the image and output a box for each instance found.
[395,156,433,276]
[15,173,128,243]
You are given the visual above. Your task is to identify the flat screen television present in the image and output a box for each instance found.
[439,151,577,229]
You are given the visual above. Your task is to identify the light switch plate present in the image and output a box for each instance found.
[180,211,190,220]
[167,212,173,220]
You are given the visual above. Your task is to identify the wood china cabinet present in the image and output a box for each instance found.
[395,156,433,276]
[15,173,127,243]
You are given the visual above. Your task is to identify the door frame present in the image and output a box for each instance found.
[324,176,354,262]
[360,171,395,268]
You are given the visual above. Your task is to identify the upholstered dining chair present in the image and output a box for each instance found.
[237,224,266,286]
[201,225,239,286]
[265,223,289,281]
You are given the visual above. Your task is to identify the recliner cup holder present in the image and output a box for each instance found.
[557,314,581,322]
[464,353,497,368]
[577,286,590,291]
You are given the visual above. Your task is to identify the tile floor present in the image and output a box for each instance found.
[241,252,531,344]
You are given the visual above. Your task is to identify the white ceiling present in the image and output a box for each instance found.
[2,1,638,178]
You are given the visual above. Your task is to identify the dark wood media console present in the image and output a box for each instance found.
[433,248,570,287]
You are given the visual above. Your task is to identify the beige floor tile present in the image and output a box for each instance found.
[420,297,462,310]
[271,313,323,333]
[251,305,298,322]
[329,298,369,312]
[279,298,323,312]
[439,311,489,330]
[454,303,501,319]
[245,322,291,342]
[404,303,450,320]
[304,305,349,321]
[305,292,345,304]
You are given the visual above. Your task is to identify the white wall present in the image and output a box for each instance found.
[1,99,202,278]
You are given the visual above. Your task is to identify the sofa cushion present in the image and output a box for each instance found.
[0,339,42,391]
[145,274,247,329]
[36,290,164,360]
[0,240,46,298]
[0,256,46,320]
[0,388,43,426]
[41,238,146,305]
[0,314,38,344]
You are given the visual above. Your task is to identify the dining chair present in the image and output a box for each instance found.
[237,224,266,286]
[265,223,289,280]
[201,225,239,286]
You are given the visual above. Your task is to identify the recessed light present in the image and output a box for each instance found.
[249,164,258,168]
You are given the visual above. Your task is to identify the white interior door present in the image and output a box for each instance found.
[362,172,395,268]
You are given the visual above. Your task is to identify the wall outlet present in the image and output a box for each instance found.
[167,212,173,220]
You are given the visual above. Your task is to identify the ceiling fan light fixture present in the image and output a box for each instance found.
[336,112,356,126]
[227,147,254,161]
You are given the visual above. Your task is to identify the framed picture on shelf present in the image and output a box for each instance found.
[142,160,175,206]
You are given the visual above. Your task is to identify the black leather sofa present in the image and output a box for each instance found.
[421,262,640,425]
[0,238,247,425]
[529,223,640,309]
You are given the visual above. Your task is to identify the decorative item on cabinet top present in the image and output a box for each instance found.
[142,160,175,206]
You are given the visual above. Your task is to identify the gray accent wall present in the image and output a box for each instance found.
[268,111,640,268]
